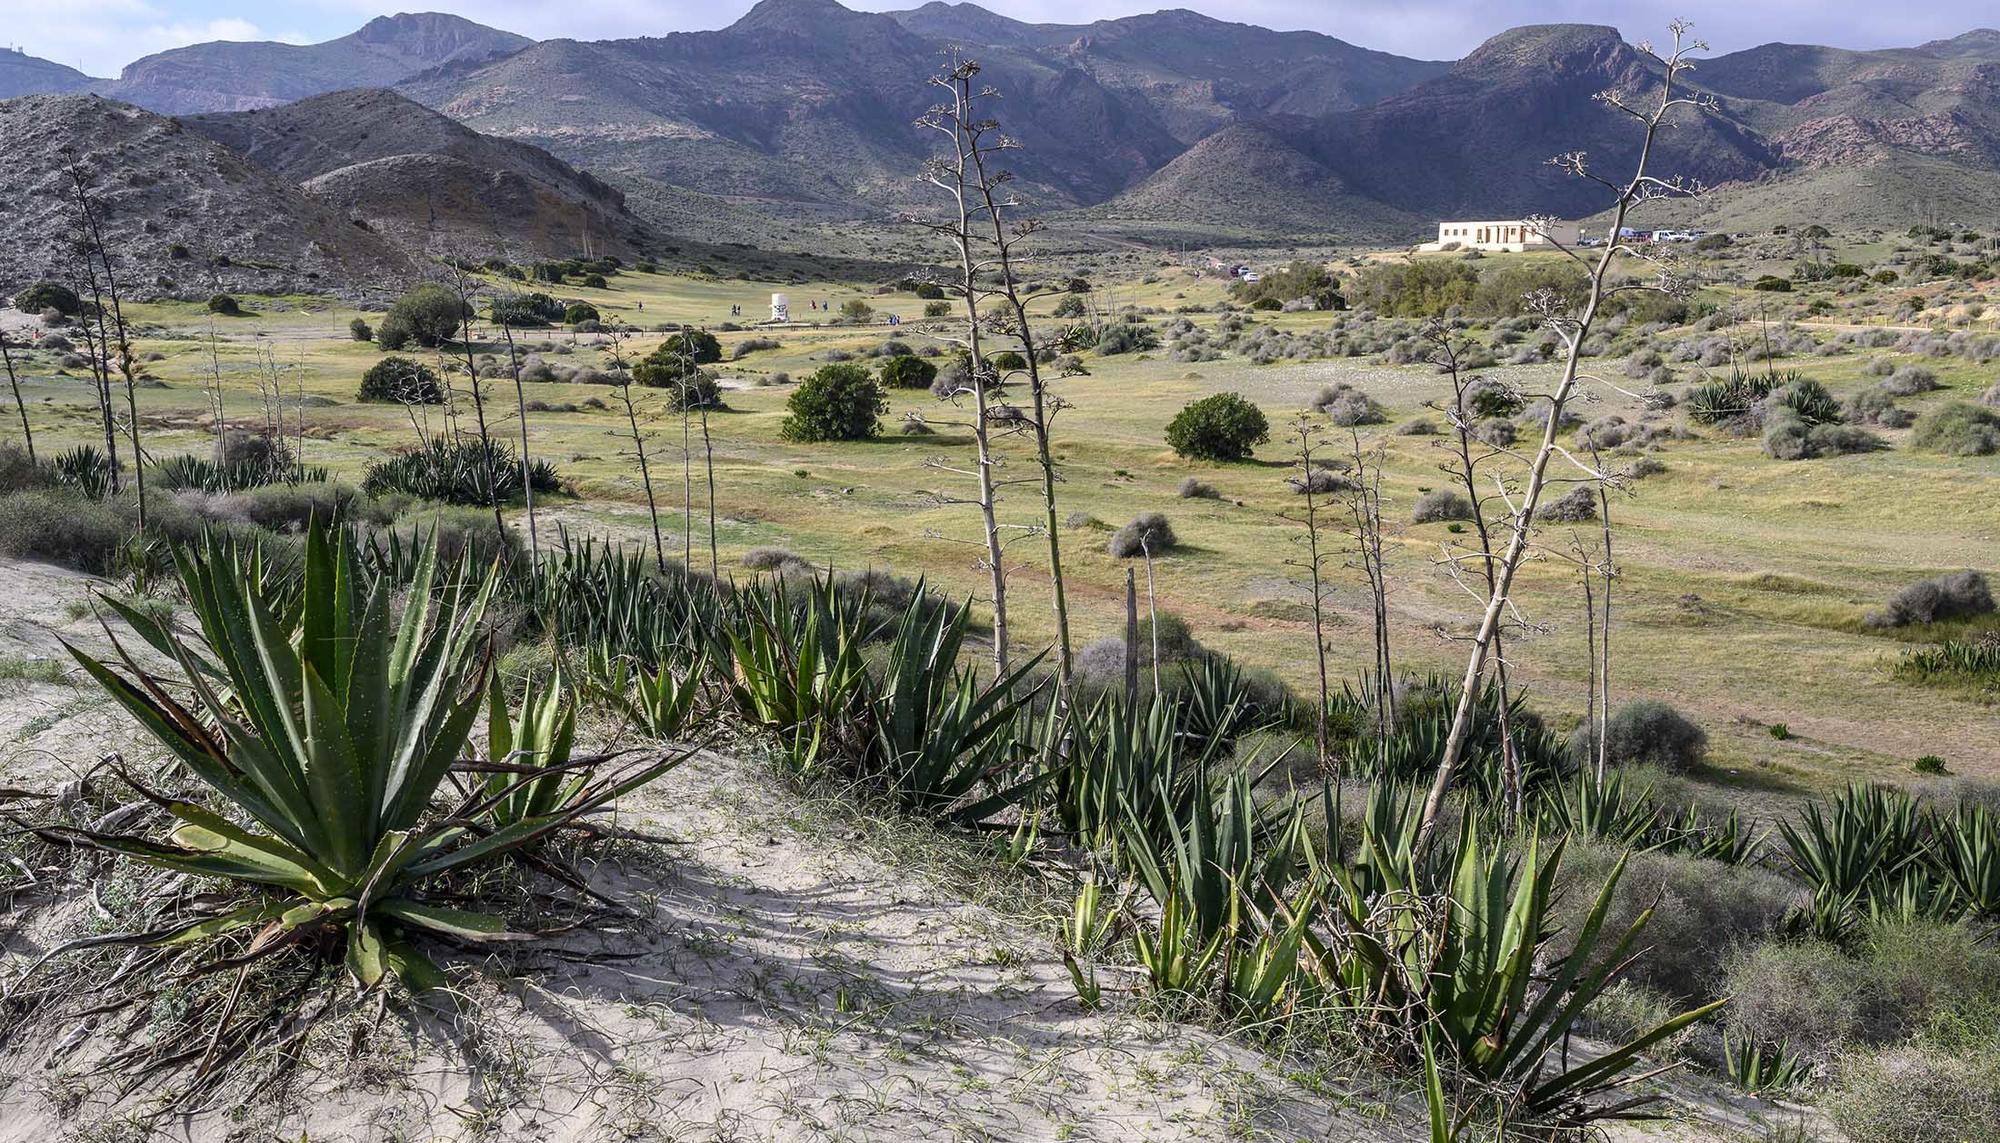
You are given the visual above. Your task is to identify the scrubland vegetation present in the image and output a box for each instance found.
[2,29,1999,1143]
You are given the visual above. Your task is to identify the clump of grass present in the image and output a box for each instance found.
[1177,477,1218,500]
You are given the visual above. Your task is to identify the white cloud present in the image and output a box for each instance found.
[9,4,291,77]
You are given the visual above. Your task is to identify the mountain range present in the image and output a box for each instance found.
[6,3,2000,261]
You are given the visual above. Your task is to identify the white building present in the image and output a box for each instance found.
[1419,220,1582,253]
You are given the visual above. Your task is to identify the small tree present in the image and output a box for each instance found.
[839,298,875,324]
[384,283,470,348]
[879,354,938,390]
[349,317,373,342]
[564,302,600,325]
[1166,392,1269,461]
[780,363,885,442]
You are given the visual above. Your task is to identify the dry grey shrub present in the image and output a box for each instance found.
[1108,512,1176,557]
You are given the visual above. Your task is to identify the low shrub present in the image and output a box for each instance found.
[1725,922,2000,1071]
[1108,512,1176,558]
[1411,488,1473,523]
[348,317,372,342]
[1308,382,1384,426]
[0,487,129,574]
[1572,698,1706,772]
[1845,383,1915,427]
[878,355,938,390]
[1912,402,2000,456]
[1867,570,1994,628]
[207,293,242,316]
[1535,485,1598,523]
[383,504,521,569]
[1177,477,1219,499]
[1826,1041,2000,1143]
[1881,365,1942,396]
[742,546,808,572]
[357,356,445,404]
[1764,410,1886,459]
[1555,842,1798,1002]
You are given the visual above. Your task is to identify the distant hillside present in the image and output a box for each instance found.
[11,6,2000,244]
[0,95,414,299]
[0,48,95,99]
[185,89,649,259]
[1084,120,1422,240]
[94,13,531,115]
[889,4,1448,141]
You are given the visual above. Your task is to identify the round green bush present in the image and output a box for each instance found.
[779,363,886,443]
[1165,392,1269,462]
[207,293,242,316]
[1752,275,1793,292]
[348,317,373,342]
[989,350,1028,373]
[489,292,561,327]
[878,354,938,390]
[357,356,445,405]
[922,300,951,318]
[640,329,722,371]
[564,302,600,325]
[1571,698,1707,772]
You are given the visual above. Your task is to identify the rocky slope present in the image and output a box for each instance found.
[0,95,414,299]
[92,12,531,115]
[0,48,94,99]
[186,88,651,259]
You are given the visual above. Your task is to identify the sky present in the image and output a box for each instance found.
[11,0,1997,78]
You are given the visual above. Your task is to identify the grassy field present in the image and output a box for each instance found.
[8,258,1998,796]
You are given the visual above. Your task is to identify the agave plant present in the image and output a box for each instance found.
[1936,803,2000,919]
[870,588,1042,823]
[1721,1032,1809,1095]
[722,574,872,775]
[59,522,624,987]
[1310,819,1724,1126]
[52,443,114,500]
[1777,784,1926,939]
[581,644,704,742]
[479,669,692,831]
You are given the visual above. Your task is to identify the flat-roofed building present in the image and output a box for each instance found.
[1419,219,1582,252]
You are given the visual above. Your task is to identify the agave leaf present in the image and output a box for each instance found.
[375,899,515,940]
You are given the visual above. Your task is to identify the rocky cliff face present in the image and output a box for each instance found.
[0,95,414,299]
